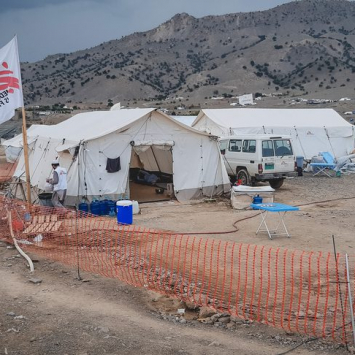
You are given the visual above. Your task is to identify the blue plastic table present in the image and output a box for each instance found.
[250,203,299,239]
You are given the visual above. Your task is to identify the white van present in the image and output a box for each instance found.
[219,134,296,189]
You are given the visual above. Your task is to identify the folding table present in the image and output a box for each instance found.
[250,202,299,239]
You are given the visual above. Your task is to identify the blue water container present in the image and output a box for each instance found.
[90,200,100,215]
[253,195,263,204]
[99,200,108,215]
[104,200,110,215]
[78,202,89,213]
[116,200,133,224]
[296,156,304,168]
[107,200,116,217]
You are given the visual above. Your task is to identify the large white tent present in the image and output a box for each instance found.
[3,109,230,205]
[192,108,355,160]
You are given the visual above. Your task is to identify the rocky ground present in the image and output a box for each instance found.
[1,172,355,354]
[0,240,351,355]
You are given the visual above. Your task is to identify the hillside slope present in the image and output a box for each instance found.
[21,0,355,106]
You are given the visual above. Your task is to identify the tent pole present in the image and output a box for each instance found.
[21,107,32,208]
[150,146,161,172]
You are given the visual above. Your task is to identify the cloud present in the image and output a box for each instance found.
[0,0,339,62]
[1,0,106,11]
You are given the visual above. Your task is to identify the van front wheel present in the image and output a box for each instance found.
[237,169,250,186]
[269,179,284,189]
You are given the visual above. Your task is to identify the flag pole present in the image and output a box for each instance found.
[21,106,31,207]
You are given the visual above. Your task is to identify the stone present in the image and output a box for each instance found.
[184,300,198,310]
[198,317,214,325]
[210,313,222,321]
[218,316,231,324]
[208,341,221,347]
[7,312,15,317]
[226,322,236,330]
[199,306,217,319]
[29,278,42,284]
[6,328,19,333]
[98,326,110,333]
[14,315,25,320]
[179,319,187,324]
[296,311,305,318]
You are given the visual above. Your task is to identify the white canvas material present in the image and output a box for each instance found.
[192,108,355,160]
[0,36,24,124]
[3,109,230,204]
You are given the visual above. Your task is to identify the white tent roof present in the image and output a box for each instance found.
[193,108,350,128]
[6,109,207,148]
[54,108,158,141]
[5,109,157,147]
[192,108,355,159]
[3,109,230,203]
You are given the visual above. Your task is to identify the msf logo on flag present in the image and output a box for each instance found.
[0,61,20,93]
[0,61,21,107]
[0,36,24,125]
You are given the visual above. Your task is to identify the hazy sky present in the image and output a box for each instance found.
[0,0,312,62]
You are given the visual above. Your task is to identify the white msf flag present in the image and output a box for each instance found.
[0,36,23,124]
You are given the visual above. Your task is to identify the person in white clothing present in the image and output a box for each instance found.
[46,160,67,208]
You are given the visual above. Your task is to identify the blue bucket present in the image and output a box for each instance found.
[116,200,133,224]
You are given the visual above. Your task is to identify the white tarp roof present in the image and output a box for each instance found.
[3,109,230,204]
[192,108,355,159]
[193,108,351,129]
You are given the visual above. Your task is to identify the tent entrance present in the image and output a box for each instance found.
[129,144,174,203]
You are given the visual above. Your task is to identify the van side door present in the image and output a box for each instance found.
[241,139,257,175]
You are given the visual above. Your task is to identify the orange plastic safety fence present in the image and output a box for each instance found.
[0,195,354,344]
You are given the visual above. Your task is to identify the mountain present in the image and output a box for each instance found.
[21,0,355,107]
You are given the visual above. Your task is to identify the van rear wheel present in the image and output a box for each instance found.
[269,179,284,189]
[237,169,250,186]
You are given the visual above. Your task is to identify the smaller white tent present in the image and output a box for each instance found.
[192,108,355,160]
[3,109,230,205]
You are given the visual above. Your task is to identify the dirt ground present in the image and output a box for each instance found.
[1,172,355,355]
[134,173,355,255]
